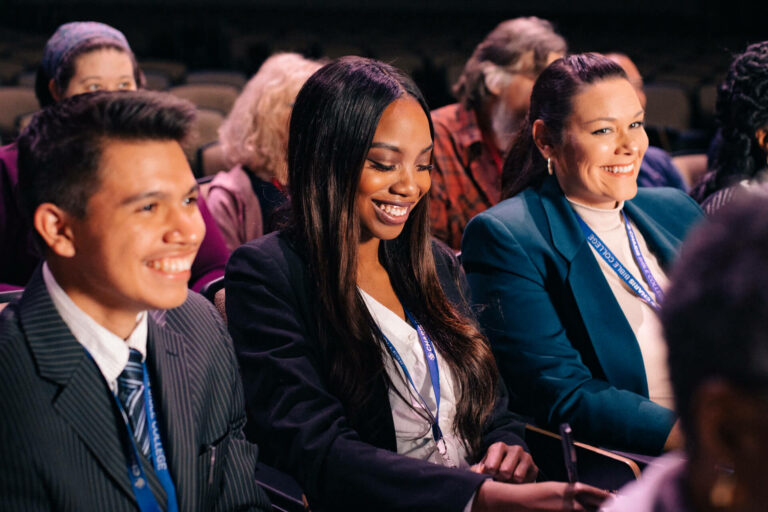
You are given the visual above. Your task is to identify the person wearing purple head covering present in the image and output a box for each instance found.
[0,21,230,297]
[36,21,141,106]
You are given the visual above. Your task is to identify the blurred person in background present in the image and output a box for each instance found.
[429,17,566,250]
[604,193,768,512]
[691,41,768,215]
[605,52,687,191]
[0,21,229,294]
[207,53,321,251]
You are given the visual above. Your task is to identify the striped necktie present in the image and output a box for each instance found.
[117,348,150,457]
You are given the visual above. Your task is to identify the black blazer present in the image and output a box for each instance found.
[0,268,271,512]
[226,231,527,512]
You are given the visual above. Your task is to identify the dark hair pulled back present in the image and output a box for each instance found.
[502,53,627,199]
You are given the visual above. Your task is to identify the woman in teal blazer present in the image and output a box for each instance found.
[462,54,703,455]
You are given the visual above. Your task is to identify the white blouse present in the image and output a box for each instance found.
[358,288,469,469]
[568,199,675,409]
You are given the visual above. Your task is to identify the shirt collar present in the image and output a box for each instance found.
[453,103,486,155]
[42,262,148,391]
[567,196,626,232]
[358,288,417,354]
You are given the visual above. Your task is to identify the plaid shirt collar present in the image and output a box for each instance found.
[451,103,485,161]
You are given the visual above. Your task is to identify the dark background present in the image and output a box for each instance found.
[1,1,762,76]
[0,1,764,151]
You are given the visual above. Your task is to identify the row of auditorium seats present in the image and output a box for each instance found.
[0,19,735,155]
[0,59,726,134]
[0,78,717,182]
[0,83,233,177]
[0,16,737,89]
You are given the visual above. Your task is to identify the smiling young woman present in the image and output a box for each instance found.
[463,53,704,456]
[225,56,608,512]
[543,77,649,209]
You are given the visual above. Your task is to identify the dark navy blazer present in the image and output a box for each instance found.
[462,175,703,455]
[226,231,527,512]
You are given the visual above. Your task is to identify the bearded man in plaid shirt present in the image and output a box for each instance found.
[430,17,566,250]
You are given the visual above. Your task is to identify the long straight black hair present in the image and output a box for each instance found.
[287,56,498,457]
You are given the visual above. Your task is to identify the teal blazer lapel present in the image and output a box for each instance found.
[623,200,680,268]
[147,313,196,511]
[539,177,586,262]
[19,271,138,504]
[538,178,649,395]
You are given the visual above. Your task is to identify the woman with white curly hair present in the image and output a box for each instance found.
[207,53,322,250]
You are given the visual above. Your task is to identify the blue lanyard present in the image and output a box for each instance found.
[379,307,443,443]
[621,211,665,304]
[111,362,179,512]
[576,212,663,312]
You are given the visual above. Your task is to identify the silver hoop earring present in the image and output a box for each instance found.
[547,157,554,175]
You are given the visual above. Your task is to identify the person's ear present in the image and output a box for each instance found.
[694,380,747,463]
[483,66,508,96]
[48,78,63,103]
[532,119,554,159]
[33,203,77,258]
[755,127,768,155]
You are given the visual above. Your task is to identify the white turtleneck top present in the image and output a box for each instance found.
[567,198,674,409]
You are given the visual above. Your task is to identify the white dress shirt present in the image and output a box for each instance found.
[43,263,148,393]
[359,288,470,468]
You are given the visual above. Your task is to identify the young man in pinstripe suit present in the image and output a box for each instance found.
[0,90,270,511]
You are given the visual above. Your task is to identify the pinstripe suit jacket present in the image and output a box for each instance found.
[0,268,270,511]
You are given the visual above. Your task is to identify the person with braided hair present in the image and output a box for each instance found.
[691,41,768,213]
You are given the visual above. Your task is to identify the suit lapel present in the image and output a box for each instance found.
[19,269,138,503]
[21,269,173,508]
[147,314,196,511]
[538,178,649,395]
[623,200,680,268]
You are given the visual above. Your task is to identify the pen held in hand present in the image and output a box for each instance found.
[560,423,579,484]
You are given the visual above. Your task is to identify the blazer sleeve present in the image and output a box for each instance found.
[206,184,245,253]
[0,305,53,511]
[430,239,528,455]
[202,298,272,512]
[225,237,491,512]
[462,211,675,455]
[189,195,230,293]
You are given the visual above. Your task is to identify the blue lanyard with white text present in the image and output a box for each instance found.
[112,362,179,512]
[576,211,664,311]
[621,211,665,304]
[380,307,443,443]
